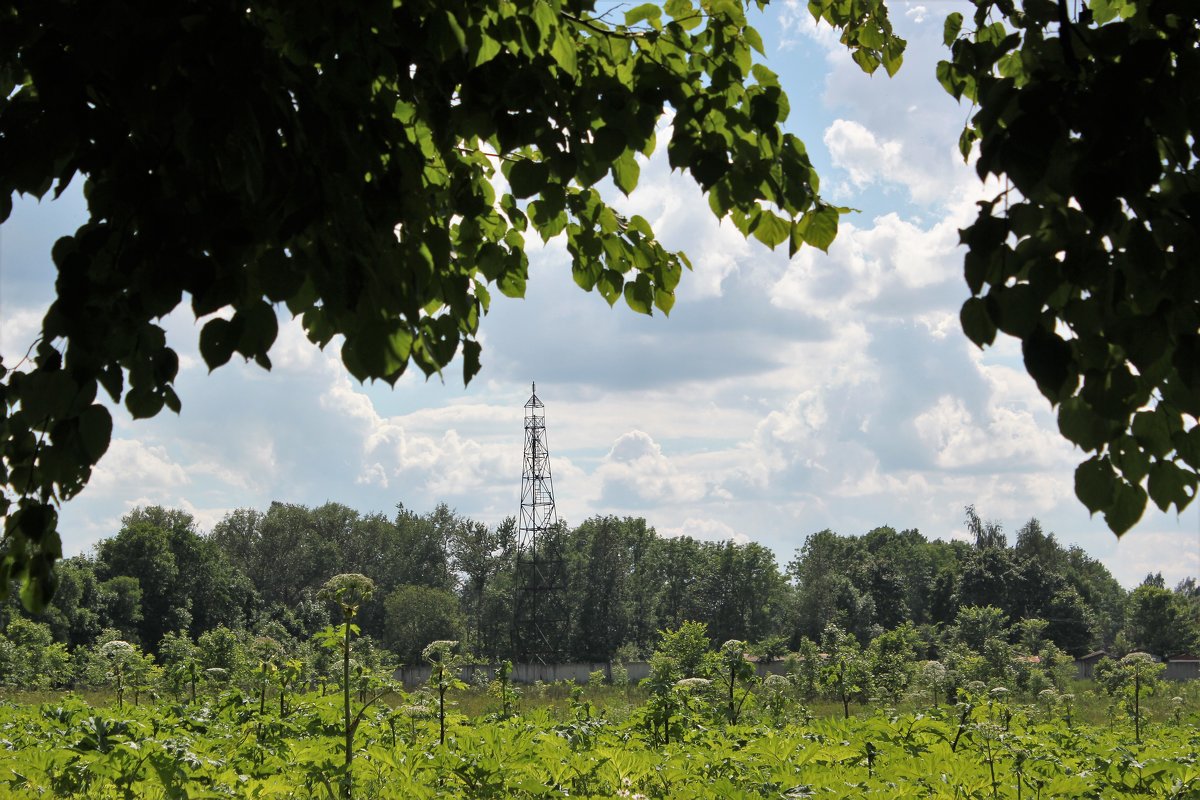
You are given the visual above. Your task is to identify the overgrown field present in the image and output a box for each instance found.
[2,686,1198,799]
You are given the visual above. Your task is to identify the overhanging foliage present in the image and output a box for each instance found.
[941,0,1199,534]
[0,0,903,609]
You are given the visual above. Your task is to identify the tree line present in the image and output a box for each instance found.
[2,501,1198,685]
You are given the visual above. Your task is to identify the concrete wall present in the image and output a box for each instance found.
[1075,656,1199,681]
[394,660,654,688]
[394,659,795,688]
[1164,660,1199,681]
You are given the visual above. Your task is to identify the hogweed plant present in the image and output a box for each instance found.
[715,640,756,725]
[1096,653,1166,744]
[99,640,135,710]
[639,652,683,746]
[674,677,712,723]
[1171,695,1185,726]
[917,660,948,709]
[760,673,792,726]
[277,658,304,718]
[316,572,379,800]
[423,639,467,746]
[488,659,519,720]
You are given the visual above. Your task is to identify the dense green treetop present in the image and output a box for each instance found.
[0,0,903,608]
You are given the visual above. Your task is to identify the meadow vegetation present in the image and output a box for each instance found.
[2,618,1198,798]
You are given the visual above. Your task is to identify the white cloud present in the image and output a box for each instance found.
[770,208,965,320]
[659,517,749,544]
[0,306,43,365]
[173,498,235,533]
[271,315,328,372]
[596,430,707,507]
[778,0,843,52]
[88,439,190,495]
[913,394,1064,471]
[356,462,389,489]
[905,4,929,24]
[1108,531,1200,588]
[316,371,520,505]
[753,390,831,476]
[824,119,961,207]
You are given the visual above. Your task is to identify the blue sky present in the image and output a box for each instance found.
[2,0,1197,587]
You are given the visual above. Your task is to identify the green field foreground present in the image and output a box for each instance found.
[2,688,1199,799]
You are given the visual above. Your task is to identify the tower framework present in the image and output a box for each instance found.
[514,382,565,661]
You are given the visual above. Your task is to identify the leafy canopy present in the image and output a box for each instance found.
[0,0,904,609]
[941,0,1200,534]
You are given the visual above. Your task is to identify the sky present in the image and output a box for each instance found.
[1,1,1197,589]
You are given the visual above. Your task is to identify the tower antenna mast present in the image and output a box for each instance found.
[514,381,564,661]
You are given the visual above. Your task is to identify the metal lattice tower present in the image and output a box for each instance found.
[514,381,565,661]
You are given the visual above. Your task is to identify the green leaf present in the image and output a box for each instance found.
[77,405,113,464]
[507,159,547,199]
[1022,330,1074,402]
[664,0,693,19]
[125,388,165,419]
[796,205,838,251]
[199,318,236,370]
[1090,0,1136,24]
[20,554,58,613]
[235,302,279,359]
[442,11,467,54]
[1111,435,1150,484]
[751,210,790,249]
[997,51,1024,80]
[1075,456,1115,514]
[1058,397,1105,450]
[1104,478,1147,536]
[1176,427,1200,470]
[471,31,502,67]
[957,126,978,160]
[531,2,558,46]
[943,12,963,47]
[882,39,904,78]
[859,25,884,51]
[612,152,640,195]
[625,3,662,27]
[960,297,997,348]
[1132,409,1173,458]
[462,340,482,385]
[596,269,622,306]
[852,49,881,75]
[936,61,973,101]
[498,260,527,298]
[13,502,53,546]
[743,26,765,56]
[655,285,675,315]
[1147,460,1194,513]
[550,32,577,76]
[163,386,182,414]
[623,273,653,315]
[993,284,1039,337]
